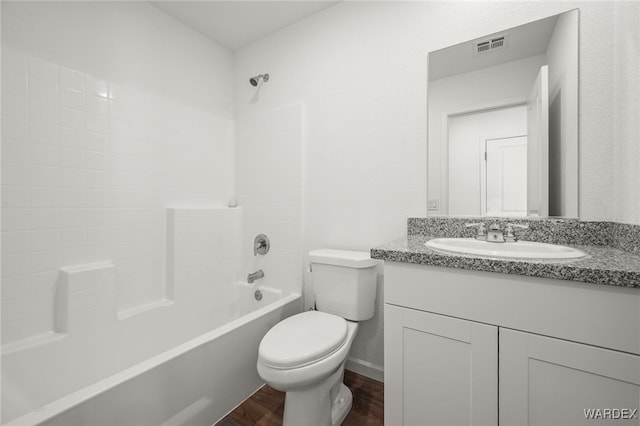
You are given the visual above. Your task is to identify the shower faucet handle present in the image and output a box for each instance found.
[254,234,270,256]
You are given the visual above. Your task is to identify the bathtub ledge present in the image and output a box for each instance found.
[117,299,174,320]
[1,332,65,356]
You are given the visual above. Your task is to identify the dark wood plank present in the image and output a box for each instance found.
[343,370,384,425]
[216,370,384,426]
[227,397,273,426]
[251,385,285,416]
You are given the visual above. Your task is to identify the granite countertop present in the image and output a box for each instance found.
[371,234,640,289]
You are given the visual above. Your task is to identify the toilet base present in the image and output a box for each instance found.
[282,367,353,426]
[331,383,353,426]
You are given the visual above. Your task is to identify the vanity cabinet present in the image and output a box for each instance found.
[384,262,640,426]
[385,305,497,425]
[500,329,640,426]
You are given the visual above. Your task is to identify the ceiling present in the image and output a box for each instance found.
[152,1,340,51]
[429,13,559,81]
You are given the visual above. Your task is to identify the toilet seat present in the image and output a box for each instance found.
[259,311,348,369]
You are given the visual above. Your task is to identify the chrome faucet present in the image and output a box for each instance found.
[467,222,529,243]
[486,223,505,242]
[247,269,264,284]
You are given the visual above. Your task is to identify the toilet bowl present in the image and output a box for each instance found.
[257,249,378,426]
[257,311,359,426]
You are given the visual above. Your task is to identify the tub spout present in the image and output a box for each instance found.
[248,270,264,284]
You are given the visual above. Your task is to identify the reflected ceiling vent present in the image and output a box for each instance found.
[474,35,507,55]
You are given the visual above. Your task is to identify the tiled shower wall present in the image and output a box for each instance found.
[1,48,234,345]
[236,104,303,298]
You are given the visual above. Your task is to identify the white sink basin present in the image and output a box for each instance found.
[425,238,586,260]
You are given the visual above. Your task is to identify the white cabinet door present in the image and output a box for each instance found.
[385,304,498,426]
[500,328,640,426]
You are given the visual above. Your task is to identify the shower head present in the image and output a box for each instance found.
[249,73,269,86]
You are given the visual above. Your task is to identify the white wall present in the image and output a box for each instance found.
[1,2,234,345]
[428,55,545,214]
[613,1,640,225]
[234,0,640,379]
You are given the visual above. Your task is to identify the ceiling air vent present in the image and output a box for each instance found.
[476,41,491,53]
[475,35,507,55]
[491,37,505,49]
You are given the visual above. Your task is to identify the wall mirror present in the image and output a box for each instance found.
[427,9,579,217]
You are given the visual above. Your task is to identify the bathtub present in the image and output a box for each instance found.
[5,285,301,426]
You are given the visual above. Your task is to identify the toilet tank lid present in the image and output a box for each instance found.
[309,249,378,269]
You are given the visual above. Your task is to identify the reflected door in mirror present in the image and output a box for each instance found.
[485,136,527,216]
[448,105,527,215]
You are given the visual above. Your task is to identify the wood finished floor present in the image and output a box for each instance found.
[216,370,384,426]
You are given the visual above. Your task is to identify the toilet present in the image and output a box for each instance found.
[257,249,378,426]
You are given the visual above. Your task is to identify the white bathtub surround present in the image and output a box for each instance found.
[1,3,305,423]
[1,3,240,419]
[0,45,236,341]
[167,207,243,307]
[1,0,234,347]
[232,281,283,316]
[236,104,304,299]
[1,207,244,423]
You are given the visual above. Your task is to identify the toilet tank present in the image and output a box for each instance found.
[309,249,378,321]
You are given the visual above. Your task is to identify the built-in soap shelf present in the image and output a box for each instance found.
[56,261,117,334]
[3,261,118,355]
[57,261,176,330]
